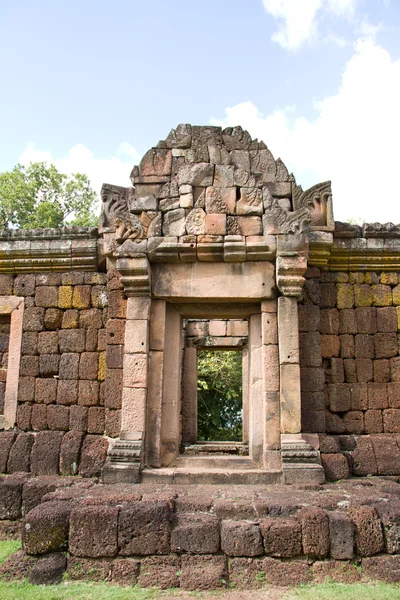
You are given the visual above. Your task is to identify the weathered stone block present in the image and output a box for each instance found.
[339,309,357,334]
[0,478,23,519]
[337,284,354,309]
[72,285,91,309]
[104,369,123,409]
[300,507,330,559]
[348,506,384,557]
[16,403,32,431]
[108,290,127,319]
[69,505,119,557]
[261,517,302,557]
[28,552,67,585]
[301,367,325,392]
[78,380,99,406]
[67,556,112,581]
[328,384,351,412]
[47,405,69,431]
[59,329,85,353]
[300,332,322,367]
[362,555,400,583]
[383,409,400,433]
[259,557,312,586]
[7,433,33,473]
[19,356,39,377]
[321,335,340,358]
[180,555,226,591]
[340,335,354,358]
[221,520,263,557]
[30,431,64,475]
[138,556,180,589]
[61,309,79,329]
[118,501,171,555]
[354,284,373,307]
[375,333,398,358]
[23,501,71,555]
[69,405,88,431]
[377,307,397,332]
[23,307,45,332]
[60,430,84,476]
[321,454,350,481]
[351,437,378,476]
[79,435,108,477]
[171,514,219,554]
[87,407,105,434]
[328,512,354,560]
[31,404,48,431]
[372,284,392,306]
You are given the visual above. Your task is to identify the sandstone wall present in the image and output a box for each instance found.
[300,266,400,479]
[0,268,127,476]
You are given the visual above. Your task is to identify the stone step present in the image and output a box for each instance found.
[182,442,249,456]
[174,455,255,470]
[141,467,282,485]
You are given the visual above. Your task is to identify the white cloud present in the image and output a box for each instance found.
[18,142,138,213]
[263,0,362,49]
[211,39,400,223]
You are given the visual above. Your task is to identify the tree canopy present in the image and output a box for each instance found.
[197,350,243,441]
[0,162,98,229]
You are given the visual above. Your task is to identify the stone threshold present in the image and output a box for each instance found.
[141,467,282,485]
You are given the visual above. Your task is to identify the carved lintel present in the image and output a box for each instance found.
[116,256,151,297]
[276,255,307,297]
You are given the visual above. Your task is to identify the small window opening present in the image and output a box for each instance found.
[197,349,242,442]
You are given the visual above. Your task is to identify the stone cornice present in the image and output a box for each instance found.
[0,227,99,273]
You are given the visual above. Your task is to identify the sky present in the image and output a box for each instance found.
[1,0,400,223]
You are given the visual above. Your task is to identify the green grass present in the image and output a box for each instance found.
[289,582,400,600]
[0,541,21,565]
[0,582,162,600]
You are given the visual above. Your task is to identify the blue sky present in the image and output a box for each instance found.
[1,0,400,222]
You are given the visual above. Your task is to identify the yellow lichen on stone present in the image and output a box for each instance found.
[393,285,400,306]
[396,307,400,332]
[381,272,398,286]
[98,351,106,381]
[72,286,91,310]
[372,284,392,306]
[365,272,379,285]
[62,310,79,329]
[58,286,73,309]
[354,284,373,307]
[336,284,354,309]
[349,272,365,284]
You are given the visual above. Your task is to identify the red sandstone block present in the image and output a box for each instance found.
[351,437,378,476]
[339,309,357,334]
[321,454,350,481]
[30,431,64,475]
[78,380,99,406]
[138,556,180,589]
[16,404,32,431]
[67,557,112,582]
[368,383,388,409]
[7,433,34,473]
[44,308,63,330]
[391,357,400,381]
[0,478,23,519]
[340,335,354,358]
[79,435,108,477]
[343,411,364,435]
[328,384,351,412]
[261,517,302,557]
[31,404,48,431]
[23,501,71,555]
[355,334,374,358]
[79,352,99,380]
[356,358,373,383]
[39,353,60,376]
[111,558,140,585]
[106,319,126,345]
[319,308,339,334]
[374,333,398,358]
[180,555,227,591]
[87,407,105,435]
[57,380,78,406]
[108,290,127,319]
[18,377,35,402]
[0,432,17,473]
[388,382,400,408]
[300,507,330,559]
[23,307,45,332]
[69,405,88,432]
[383,409,400,433]
[38,332,59,354]
[59,329,86,353]
[106,345,123,369]
[171,513,219,554]
[344,359,357,383]
[377,307,397,332]
[105,409,121,437]
[321,335,340,358]
[260,557,312,586]
[328,512,354,560]
[221,520,263,557]
[355,307,377,333]
[365,410,383,433]
[47,405,69,431]
[21,332,38,356]
[374,359,390,382]
[362,555,400,583]
[69,505,119,557]
[118,501,171,555]
[72,285,91,309]
[79,308,103,330]
[19,356,39,377]
[35,286,58,308]
[348,506,383,557]
[60,431,85,476]
[371,434,400,474]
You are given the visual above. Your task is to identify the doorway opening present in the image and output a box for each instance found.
[197,349,243,442]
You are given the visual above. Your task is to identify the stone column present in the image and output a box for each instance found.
[181,347,197,444]
[121,296,151,439]
[241,348,249,444]
[278,296,301,433]
[248,312,263,465]
[160,304,183,466]
[145,299,166,467]
[261,299,280,469]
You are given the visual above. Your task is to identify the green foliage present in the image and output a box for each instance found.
[0,162,97,229]
[197,350,242,441]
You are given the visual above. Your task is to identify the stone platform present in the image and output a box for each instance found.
[2,474,400,588]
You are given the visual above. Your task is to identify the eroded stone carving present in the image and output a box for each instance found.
[99,184,131,232]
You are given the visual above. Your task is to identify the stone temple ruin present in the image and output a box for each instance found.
[2,125,400,587]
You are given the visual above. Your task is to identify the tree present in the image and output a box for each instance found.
[0,162,98,229]
[197,350,243,441]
